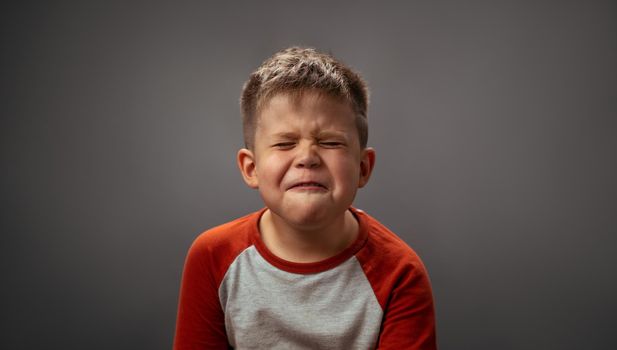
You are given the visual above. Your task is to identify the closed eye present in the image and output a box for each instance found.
[319,141,344,148]
[273,142,295,149]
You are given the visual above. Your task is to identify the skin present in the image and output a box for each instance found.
[237,91,376,263]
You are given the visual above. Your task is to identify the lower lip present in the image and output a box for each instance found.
[289,185,327,191]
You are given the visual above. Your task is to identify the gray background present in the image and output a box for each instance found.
[2,0,616,349]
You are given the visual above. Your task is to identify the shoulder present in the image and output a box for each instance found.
[353,209,432,309]
[355,209,426,270]
[191,210,258,252]
[185,209,263,286]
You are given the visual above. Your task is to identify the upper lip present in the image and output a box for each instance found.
[287,181,328,190]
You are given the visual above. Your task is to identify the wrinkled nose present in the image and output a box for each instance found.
[295,143,321,169]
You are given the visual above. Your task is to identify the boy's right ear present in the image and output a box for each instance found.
[237,148,259,189]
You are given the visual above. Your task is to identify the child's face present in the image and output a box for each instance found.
[237,91,375,231]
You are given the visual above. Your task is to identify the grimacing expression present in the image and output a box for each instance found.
[237,91,375,231]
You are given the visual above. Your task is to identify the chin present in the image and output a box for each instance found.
[277,203,333,229]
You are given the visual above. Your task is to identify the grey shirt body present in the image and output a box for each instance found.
[219,246,383,350]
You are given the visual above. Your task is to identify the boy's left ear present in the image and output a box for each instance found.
[358,147,376,188]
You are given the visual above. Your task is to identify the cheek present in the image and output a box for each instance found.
[329,156,361,184]
[257,154,292,184]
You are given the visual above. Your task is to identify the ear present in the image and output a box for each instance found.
[358,147,376,188]
[237,148,259,189]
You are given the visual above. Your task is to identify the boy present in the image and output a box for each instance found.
[174,47,437,349]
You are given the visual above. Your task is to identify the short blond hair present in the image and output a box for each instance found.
[240,47,369,149]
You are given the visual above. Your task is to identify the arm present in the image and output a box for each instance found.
[377,263,437,349]
[173,241,230,350]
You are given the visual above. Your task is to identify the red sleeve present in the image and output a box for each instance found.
[376,261,437,349]
[173,239,230,350]
[354,210,437,350]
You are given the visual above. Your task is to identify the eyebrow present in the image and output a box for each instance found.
[270,130,348,139]
[270,130,348,141]
[271,132,299,139]
[315,131,347,139]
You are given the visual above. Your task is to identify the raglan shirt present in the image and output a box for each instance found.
[174,208,437,350]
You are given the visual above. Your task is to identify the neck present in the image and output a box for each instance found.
[259,209,359,263]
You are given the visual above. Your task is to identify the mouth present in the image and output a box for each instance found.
[288,181,328,190]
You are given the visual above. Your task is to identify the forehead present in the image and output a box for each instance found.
[256,91,356,133]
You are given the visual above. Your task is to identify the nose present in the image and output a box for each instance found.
[294,142,321,169]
